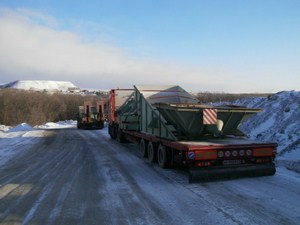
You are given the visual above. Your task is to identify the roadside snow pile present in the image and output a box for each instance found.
[7,123,33,132]
[0,120,76,132]
[35,120,76,129]
[234,91,300,172]
[0,124,11,132]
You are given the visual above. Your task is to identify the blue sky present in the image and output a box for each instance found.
[0,0,299,92]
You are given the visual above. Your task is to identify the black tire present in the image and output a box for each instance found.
[108,124,116,139]
[116,128,126,143]
[157,144,169,168]
[140,139,148,158]
[148,142,157,163]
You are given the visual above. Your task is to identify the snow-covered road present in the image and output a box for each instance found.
[0,127,299,225]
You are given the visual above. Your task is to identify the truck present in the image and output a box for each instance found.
[77,100,105,129]
[108,85,277,182]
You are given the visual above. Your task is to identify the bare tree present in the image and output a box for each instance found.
[0,89,102,126]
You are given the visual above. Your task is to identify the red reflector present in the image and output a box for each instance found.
[253,148,273,157]
[256,158,271,163]
[196,161,212,167]
[195,150,217,160]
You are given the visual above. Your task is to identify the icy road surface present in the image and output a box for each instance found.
[0,128,300,225]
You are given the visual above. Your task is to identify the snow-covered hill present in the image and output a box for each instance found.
[233,91,300,171]
[0,80,78,91]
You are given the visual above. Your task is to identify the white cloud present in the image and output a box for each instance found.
[0,7,267,92]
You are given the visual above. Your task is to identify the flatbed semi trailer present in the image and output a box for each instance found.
[108,85,277,182]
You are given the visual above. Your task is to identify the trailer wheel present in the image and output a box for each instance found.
[139,139,148,158]
[109,124,116,139]
[148,142,157,163]
[117,128,126,143]
[157,144,169,168]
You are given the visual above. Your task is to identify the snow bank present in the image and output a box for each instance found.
[234,91,300,171]
[35,120,76,129]
[0,120,76,132]
[0,124,11,132]
[7,123,33,132]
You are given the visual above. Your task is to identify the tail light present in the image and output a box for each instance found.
[246,149,252,156]
[256,158,271,163]
[217,149,254,158]
[218,151,224,158]
[225,150,231,157]
[232,150,238,157]
[196,161,212,167]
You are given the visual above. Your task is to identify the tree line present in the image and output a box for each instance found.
[0,89,271,127]
[196,92,270,103]
[0,89,103,126]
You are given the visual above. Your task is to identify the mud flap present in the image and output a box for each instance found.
[189,163,276,183]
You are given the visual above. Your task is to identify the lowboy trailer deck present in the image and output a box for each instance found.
[108,85,277,182]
